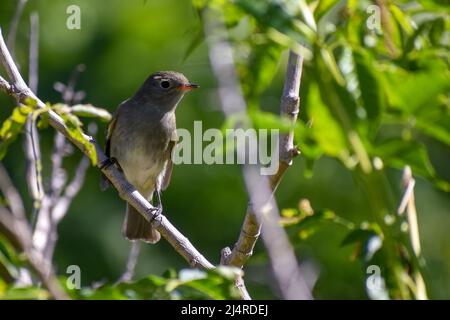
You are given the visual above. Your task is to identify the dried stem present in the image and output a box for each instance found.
[398,166,427,300]
[0,164,68,300]
[28,12,39,93]
[7,0,28,61]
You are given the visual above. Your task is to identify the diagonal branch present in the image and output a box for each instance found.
[117,242,141,283]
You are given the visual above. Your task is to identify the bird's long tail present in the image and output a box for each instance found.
[122,203,161,244]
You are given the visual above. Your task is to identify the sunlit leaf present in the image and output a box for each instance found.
[383,60,450,114]
[353,50,385,124]
[0,105,34,160]
[71,104,112,122]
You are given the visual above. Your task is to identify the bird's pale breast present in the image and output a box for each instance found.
[110,103,175,198]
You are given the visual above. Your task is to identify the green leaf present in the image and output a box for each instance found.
[0,235,21,282]
[52,104,97,166]
[390,4,414,36]
[383,60,450,115]
[415,118,450,147]
[429,16,445,46]
[353,50,385,123]
[320,47,345,86]
[71,104,112,122]
[371,138,450,191]
[0,105,34,160]
[182,26,204,62]
[242,40,283,103]
[307,84,348,157]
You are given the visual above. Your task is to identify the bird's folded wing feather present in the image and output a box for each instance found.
[161,130,178,191]
[100,111,119,191]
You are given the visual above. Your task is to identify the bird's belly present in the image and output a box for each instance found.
[111,138,167,197]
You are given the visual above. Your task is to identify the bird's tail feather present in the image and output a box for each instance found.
[122,204,160,244]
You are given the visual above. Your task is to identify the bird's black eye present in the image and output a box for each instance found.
[160,80,170,89]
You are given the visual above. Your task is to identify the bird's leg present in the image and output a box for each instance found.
[148,188,163,222]
[99,157,123,172]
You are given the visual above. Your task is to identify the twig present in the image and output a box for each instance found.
[0,207,68,300]
[0,26,216,274]
[24,12,43,213]
[0,75,12,93]
[49,65,87,200]
[34,65,93,265]
[7,0,28,61]
[28,12,39,93]
[117,242,141,283]
[0,164,68,300]
[222,52,303,269]
[0,162,27,223]
[400,167,421,256]
[399,166,427,300]
[204,9,312,300]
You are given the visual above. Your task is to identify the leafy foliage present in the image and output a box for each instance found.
[192,0,449,299]
[1,267,241,300]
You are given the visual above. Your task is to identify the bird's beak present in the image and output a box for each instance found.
[176,83,200,91]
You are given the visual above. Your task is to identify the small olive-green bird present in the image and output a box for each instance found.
[101,71,198,243]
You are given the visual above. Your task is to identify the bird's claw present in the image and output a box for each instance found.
[147,206,162,223]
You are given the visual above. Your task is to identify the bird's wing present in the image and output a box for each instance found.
[100,109,119,191]
[161,130,178,191]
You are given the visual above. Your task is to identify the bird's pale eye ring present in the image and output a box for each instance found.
[160,80,171,89]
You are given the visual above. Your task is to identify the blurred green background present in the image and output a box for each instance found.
[0,0,449,299]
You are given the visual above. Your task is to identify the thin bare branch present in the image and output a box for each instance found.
[0,162,26,220]
[117,242,141,283]
[204,9,311,300]
[0,162,67,299]
[0,75,12,93]
[223,52,303,268]
[24,114,44,211]
[49,133,69,199]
